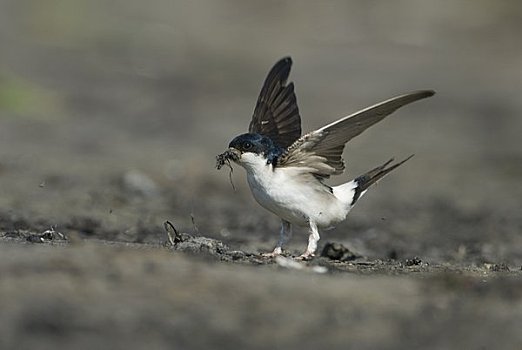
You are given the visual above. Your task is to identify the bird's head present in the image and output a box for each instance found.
[219,133,282,170]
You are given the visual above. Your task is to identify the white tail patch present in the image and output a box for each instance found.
[332,180,360,208]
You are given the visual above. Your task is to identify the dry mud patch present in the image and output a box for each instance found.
[0,224,521,350]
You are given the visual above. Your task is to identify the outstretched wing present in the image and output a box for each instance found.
[277,90,435,177]
[249,57,302,149]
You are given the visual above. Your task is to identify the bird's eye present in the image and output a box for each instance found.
[243,142,252,150]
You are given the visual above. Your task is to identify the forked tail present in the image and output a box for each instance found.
[350,155,414,205]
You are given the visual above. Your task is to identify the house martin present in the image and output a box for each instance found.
[217,57,434,259]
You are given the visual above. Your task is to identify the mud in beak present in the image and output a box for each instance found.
[216,148,241,169]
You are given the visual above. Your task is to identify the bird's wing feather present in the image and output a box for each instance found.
[277,90,435,177]
[249,57,302,149]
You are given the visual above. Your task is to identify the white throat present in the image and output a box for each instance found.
[236,152,272,176]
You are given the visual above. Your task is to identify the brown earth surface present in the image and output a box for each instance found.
[1,1,521,349]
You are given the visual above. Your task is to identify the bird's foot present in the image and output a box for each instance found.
[295,251,315,261]
[261,247,283,258]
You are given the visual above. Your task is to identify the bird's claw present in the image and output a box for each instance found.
[261,247,283,258]
[262,248,315,260]
[295,252,315,261]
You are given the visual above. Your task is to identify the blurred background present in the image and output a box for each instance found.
[0,0,521,263]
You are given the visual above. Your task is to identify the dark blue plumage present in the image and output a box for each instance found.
[229,133,283,165]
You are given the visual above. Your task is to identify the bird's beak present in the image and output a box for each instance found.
[216,147,241,169]
[227,147,241,161]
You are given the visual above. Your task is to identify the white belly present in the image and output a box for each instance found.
[246,166,348,227]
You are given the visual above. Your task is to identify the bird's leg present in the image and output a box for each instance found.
[297,221,320,260]
[262,219,292,257]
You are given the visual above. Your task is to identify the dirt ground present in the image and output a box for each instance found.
[1,1,522,349]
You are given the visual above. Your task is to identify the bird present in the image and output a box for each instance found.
[217,57,434,259]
